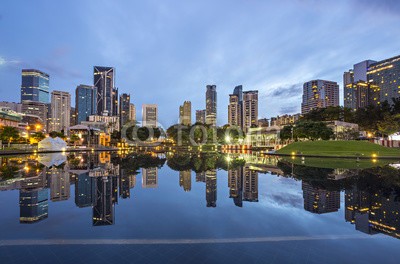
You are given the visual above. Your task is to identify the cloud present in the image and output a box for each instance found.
[268,83,303,98]
[279,106,300,115]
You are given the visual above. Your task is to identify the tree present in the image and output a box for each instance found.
[293,121,333,141]
[69,134,80,147]
[49,131,64,138]
[31,132,46,143]
[0,126,20,148]
[377,114,400,138]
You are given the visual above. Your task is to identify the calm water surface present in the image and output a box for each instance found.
[0,151,400,263]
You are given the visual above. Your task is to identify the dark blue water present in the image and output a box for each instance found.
[0,152,399,263]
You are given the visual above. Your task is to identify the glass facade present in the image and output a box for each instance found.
[21,69,50,103]
[75,85,97,124]
[93,66,118,116]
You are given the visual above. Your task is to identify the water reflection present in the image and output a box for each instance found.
[0,151,400,241]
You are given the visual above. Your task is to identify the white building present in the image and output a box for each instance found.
[142,104,158,127]
[49,91,71,133]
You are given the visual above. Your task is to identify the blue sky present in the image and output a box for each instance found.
[1,0,400,127]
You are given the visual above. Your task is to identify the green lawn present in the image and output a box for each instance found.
[276,140,400,157]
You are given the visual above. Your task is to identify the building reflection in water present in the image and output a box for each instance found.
[302,181,340,214]
[228,166,258,206]
[196,172,206,183]
[49,165,70,202]
[142,168,158,188]
[179,170,191,192]
[75,172,95,208]
[206,170,217,207]
[119,168,136,199]
[345,186,400,238]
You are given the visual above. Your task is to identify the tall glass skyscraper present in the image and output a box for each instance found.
[75,85,97,124]
[205,85,217,126]
[21,69,50,103]
[93,66,118,116]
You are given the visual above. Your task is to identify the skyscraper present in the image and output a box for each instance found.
[142,104,158,127]
[367,55,400,105]
[179,101,191,126]
[21,69,50,103]
[75,85,97,124]
[93,66,118,116]
[343,60,376,110]
[196,109,206,124]
[49,90,71,133]
[205,85,217,126]
[243,90,258,131]
[228,92,242,128]
[301,80,339,114]
[93,176,116,226]
[119,93,130,128]
[129,103,136,123]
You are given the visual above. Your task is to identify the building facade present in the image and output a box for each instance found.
[301,80,339,114]
[195,109,206,124]
[129,103,136,123]
[205,85,217,126]
[119,93,130,128]
[49,91,71,133]
[142,104,158,127]
[93,66,118,116]
[367,55,400,105]
[21,69,50,103]
[21,100,48,131]
[242,90,258,131]
[179,101,191,126]
[75,85,97,124]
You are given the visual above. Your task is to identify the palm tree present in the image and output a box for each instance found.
[0,126,20,148]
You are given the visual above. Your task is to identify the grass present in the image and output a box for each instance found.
[276,140,400,157]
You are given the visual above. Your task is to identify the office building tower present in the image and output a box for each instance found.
[301,80,339,114]
[142,104,158,127]
[75,173,96,208]
[93,66,118,116]
[179,101,192,126]
[75,85,97,124]
[142,167,158,188]
[205,85,217,126]
[21,100,48,130]
[302,181,340,214]
[196,109,206,124]
[119,93,130,128]
[206,170,217,207]
[228,92,242,128]
[21,69,50,103]
[129,103,136,123]
[49,90,71,133]
[367,55,400,105]
[243,166,258,202]
[179,170,191,192]
[344,60,376,110]
[243,90,258,131]
[19,188,49,223]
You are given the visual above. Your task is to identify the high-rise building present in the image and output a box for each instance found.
[179,101,191,126]
[195,109,206,124]
[75,85,97,124]
[129,103,136,123]
[142,104,158,127]
[206,170,217,207]
[367,55,400,105]
[21,100,48,130]
[228,90,242,128]
[243,90,258,131]
[205,85,217,126]
[301,80,339,114]
[49,90,71,133]
[70,107,77,126]
[93,66,118,116]
[142,167,158,188]
[179,170,191,192]
[302,181,340,214]
[344,60,376,110]
[119,93,130,128]
[21,69,50,103]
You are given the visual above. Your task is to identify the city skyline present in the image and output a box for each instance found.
[1,1,400,126]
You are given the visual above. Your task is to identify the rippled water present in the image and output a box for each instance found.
[0,151,400,263]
